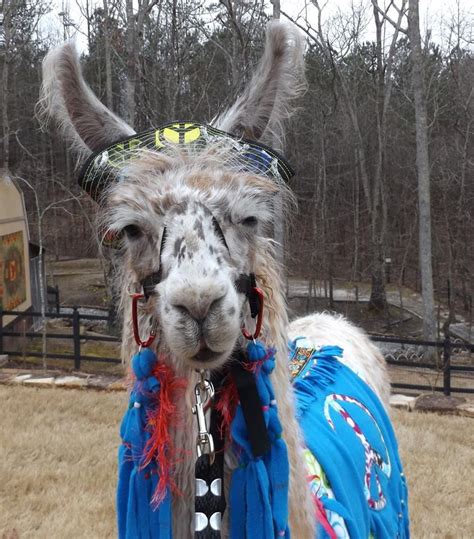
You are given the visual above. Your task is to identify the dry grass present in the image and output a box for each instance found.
[392,408,474,538]
[0,386,472,538]
[0,386,124,539]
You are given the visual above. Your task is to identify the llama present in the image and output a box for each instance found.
[40,22,408,539]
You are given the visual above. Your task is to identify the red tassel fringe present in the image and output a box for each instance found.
[140,361,188,505]
[215,377,239,443]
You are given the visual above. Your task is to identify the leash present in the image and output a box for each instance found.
[193,370,227,538]
[192,344,272,539]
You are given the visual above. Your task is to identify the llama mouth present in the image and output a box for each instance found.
[192,347,221,363]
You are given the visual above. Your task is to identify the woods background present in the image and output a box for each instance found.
[0,0,473,335]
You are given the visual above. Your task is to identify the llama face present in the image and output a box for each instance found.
[107,157,277,369]
[40,21,305,368]
[158,200,242,369]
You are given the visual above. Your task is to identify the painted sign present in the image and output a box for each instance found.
[0,231,27,311]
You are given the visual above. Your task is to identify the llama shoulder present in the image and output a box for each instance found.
[288,312,390,407]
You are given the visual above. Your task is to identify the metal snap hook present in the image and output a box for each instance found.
[192,371,215,464]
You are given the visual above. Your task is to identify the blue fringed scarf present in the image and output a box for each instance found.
[117,348,173,539]
[117,341,290,539]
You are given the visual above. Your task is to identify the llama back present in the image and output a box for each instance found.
[289,313,391,408]
[286,328,409,538]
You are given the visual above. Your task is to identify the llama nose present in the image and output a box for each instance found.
[171,282,228,322]
[175,296,222,322]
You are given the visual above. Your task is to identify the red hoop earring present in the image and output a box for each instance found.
[131,293,157,348]
[241,287,264,340]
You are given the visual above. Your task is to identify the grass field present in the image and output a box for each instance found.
[0,385,472,538]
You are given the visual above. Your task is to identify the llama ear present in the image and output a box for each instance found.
[39,42,135,158]
[214,21,306,151]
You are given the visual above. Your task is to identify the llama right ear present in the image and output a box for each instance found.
[39,43,135,157]
[213,21,306,151]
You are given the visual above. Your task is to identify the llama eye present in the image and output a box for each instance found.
[123,224,142,239]
[241,216,258,227]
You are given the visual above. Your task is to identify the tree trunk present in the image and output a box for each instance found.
[125,0,136,126]
[103,0,113,110]
[369,242,386,311]
[1,1,11,171]
[271,0,280,18]
[408,0,436,342]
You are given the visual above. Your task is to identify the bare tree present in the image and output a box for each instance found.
[1,0,12,171]
[103,0,113,109]
[124,0,159,126]
[370,0,436,341]
[285,0,405,310]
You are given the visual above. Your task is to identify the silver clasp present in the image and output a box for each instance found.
[192,370,215,465]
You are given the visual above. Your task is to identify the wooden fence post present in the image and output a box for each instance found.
[55,285,60,314]
[443,333,451,397]
[72,306,81,370]
[329,252,334,310]
[0,307,3,355]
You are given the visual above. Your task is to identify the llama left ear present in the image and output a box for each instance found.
[39,42,135,160]
[214,21,306,151]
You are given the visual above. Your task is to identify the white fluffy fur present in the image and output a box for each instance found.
[215,20,306,150]
[39,42,134,159]
[289,312,391,408]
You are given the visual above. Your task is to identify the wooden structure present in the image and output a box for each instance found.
[0,173,32,326]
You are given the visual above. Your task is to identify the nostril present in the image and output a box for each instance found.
[174,304,189,316]
[209,295,224,313]
[172,302,207,323]
[172,294,225,322]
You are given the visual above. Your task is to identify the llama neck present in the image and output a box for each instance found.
[255,242,316,538]
[118,261,316,537]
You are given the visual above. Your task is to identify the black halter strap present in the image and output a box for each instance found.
[234,273,260,319]
[141,271,162,301]
[230,348,271,456]
[140,227,167,300]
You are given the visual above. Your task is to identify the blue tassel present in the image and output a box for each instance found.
[132,347,158,379]
[230,466,247,539]
[247,340,268,362]
[292,346,343,417]
[268,439,289,536]
[143,472,173,538]
[246,460,273,539]
[117,348,173,539]
[117,444,133,539]
[125,469,140,539]
[229,341,291,538]
[136,469,152,538]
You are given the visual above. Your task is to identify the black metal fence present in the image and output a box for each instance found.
[371,334,474,396]
[1,308,473,396]
[0,307,120,369]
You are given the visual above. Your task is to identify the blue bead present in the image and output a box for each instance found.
[147,376,160,393]
[131,348,157,379]
[247,340,267,362]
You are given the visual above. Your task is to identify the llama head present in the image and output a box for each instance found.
[40,22,305,371]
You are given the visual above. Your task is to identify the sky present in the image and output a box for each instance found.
[40,0,473,53]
